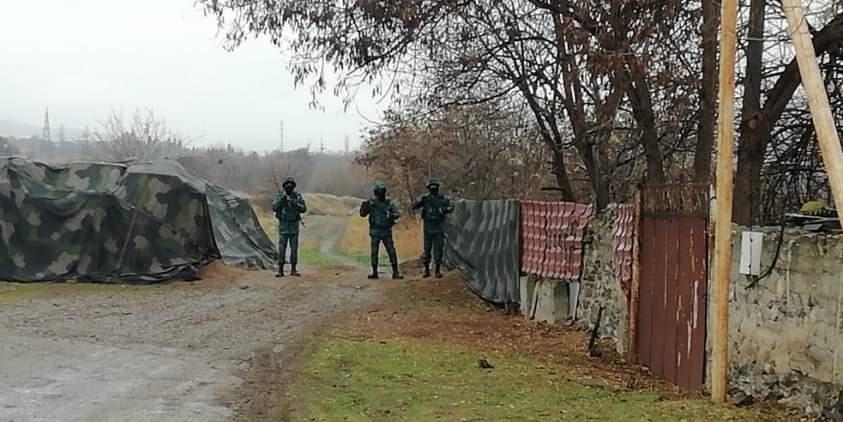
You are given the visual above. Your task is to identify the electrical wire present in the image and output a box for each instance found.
[746,220,787,289]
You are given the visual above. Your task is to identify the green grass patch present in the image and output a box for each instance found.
[0,282,144,304]
[293,338,774,421]
[298,242,345,268]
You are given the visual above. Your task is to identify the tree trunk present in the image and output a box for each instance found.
[551,147,577,201]
[570,138,610,208]
[516,77,578,202]
[693,0,719,183]
[734,10,843,224]
[734,0,766,225]
[554,16,610,208]
[627,71,666,185]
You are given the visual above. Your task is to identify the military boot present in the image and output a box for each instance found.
[290,265,301,277]
[392,264,404,280]
[275,264,285,278]
[368,264,379,280]
[423,263,431,278]
[435,263,444,278]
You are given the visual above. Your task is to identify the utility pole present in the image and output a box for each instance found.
[344,134,350,155]
[711,0,738,404]
[59,124,66,144]
[42,108,51,142]
[320,136,325,154]
[782,0,843,220]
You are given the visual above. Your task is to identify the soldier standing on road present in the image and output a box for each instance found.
[412,177,454,278]
[360,182,404,280]
[272,177,307,277]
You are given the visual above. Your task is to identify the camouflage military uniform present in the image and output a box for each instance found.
[360,182,403,280]
[412,177,454,278]
[272,177,307,276]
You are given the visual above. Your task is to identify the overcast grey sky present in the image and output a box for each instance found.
[0,0,386,152]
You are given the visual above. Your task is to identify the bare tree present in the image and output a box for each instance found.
[94,109,188,161]
[199,0,842,217]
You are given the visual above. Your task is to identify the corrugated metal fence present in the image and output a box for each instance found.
[446,193,709,393]
[637,184,709,391]
[444,199,521,305]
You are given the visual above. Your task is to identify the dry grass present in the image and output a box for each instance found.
[251,193,361,216]
[303,193,362,216]
[253,202,278,235]
[285,273,794,421]
[250,193,363,236]
[339,216,423,260]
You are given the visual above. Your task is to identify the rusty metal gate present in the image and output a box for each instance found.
[637,184,709,391]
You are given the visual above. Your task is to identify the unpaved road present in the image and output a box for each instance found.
[0,216,375,422]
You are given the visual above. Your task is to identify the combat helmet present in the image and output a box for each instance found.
[282,177,296,188]
[426,177,441,188]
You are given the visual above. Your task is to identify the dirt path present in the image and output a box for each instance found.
[0,216,375,422]
[315,216,361,269]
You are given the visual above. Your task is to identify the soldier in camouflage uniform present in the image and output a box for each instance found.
[272,177,307,277]
[412,177,454,278]
[360,182,403,280]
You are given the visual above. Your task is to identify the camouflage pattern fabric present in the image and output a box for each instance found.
[412,193,454,234]
[360,197,400,237]
[0,157,276,283]
[272,191,306,235]
[444,199,520,305]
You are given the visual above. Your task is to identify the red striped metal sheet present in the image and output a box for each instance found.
[519,201,593,281]
[610,204,635,297]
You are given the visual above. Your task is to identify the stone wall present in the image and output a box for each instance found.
[719,227,843,418]
[519,211,629,353]
[577,211,629,353]
[517,206,843,417]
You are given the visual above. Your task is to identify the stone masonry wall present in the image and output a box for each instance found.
[519,211,629,353]
[717,227,843,418]
[577,211,629,353]
[518,206,843,418]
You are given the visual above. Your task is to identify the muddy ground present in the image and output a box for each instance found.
[0,216,378,422]
[0,215,794,422]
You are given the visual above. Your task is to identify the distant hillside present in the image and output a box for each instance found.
[250,193,364,235]
[0,118,85,139]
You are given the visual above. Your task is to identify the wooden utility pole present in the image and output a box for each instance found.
[782,0,843,219]
[711,0,739,404]
[628,191,642,362]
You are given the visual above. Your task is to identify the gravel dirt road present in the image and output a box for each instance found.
[0,216,377,422]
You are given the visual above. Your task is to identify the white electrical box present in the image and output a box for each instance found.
[739,231,764,276]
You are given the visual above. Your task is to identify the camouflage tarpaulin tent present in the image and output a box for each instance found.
[444,199,520,305]
[0,157,276,282]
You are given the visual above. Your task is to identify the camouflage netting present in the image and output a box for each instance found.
[0,157,276,283]
[444,199,521,305]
